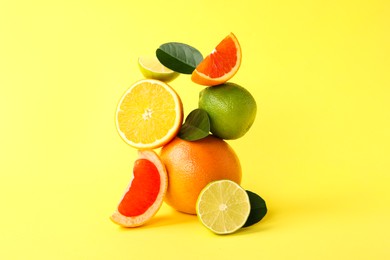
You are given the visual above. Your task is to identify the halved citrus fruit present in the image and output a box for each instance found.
[116,79,183,149]
[196,180,250,235]
[191,33,242,86]
[138,56,179,82]
[111,150,168,227]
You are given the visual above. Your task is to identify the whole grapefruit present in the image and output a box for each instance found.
[160,135,242,214]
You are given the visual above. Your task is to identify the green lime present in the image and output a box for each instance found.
[198,83,257,140]
[138,56,179,82]
[196,180,250,235]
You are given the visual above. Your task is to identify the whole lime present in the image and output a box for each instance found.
[198,83,257,140]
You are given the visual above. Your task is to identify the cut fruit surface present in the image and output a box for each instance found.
[191,33,242,86]
[117,159,160,216]
[138,56,179,82]
[116,79,183,149]
[196,180,250,235]
[111,150,168,227]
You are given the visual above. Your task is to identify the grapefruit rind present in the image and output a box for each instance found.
[110,150,168,227]
[191,33,242,86]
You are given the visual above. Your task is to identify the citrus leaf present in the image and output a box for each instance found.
[243,190,267,228]
[178,109,210,141]
[156,42,203,74]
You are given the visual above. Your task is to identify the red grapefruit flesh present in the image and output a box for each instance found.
[191,33,242,86]
[111,150,168,227]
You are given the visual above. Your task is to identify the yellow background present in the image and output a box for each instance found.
[1,0,389,259]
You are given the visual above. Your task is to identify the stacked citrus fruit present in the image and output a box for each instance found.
[111,33,267,234]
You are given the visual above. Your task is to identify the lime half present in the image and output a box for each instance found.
[196,180,250,235]
[138,56,179,82]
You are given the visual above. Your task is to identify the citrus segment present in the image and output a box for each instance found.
[117,159,160,216]
[138,56,179,82]
[196,180,250,235]
[191,33,242,86]
[116,79,183,149]
[111,150,168,227]
[160,136,241,214]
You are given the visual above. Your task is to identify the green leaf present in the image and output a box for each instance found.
[243,190,267,228]
[156,42,203,74]
[178,109,210,141]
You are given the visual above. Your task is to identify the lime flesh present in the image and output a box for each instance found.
[138,56,179,82]
[196,180,250,235]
